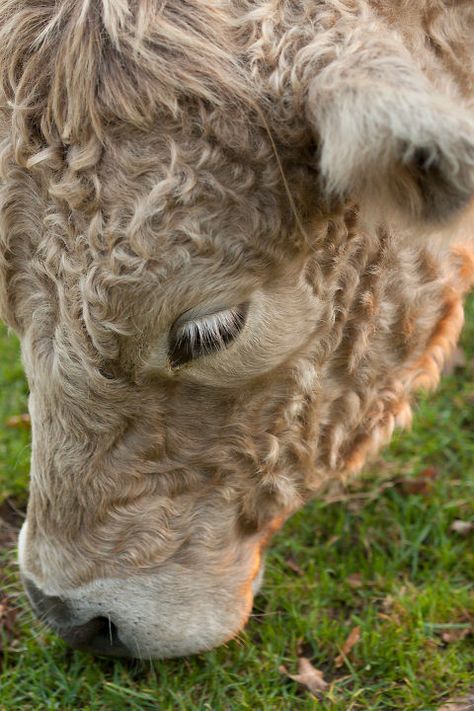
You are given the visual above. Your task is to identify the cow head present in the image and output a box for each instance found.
[0,0,473,658]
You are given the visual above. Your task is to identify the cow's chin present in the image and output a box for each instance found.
[18,523,262,659]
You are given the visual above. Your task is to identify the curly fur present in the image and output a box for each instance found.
[0,0,473,658]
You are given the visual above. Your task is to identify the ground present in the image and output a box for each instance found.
[0,296,473,711]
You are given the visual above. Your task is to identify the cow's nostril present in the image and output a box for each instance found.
[59,616,132,657]
[60,615,129,656]
[23,578,131,657]
[61,615,111,648]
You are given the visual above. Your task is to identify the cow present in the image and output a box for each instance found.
[0,0,473,659]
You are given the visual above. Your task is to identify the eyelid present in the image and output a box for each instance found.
[168,304,248,368]
[172,303,234,329]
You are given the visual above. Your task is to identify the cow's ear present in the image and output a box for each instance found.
[304,23,474,229]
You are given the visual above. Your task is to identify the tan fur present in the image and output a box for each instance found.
[0,0,473,658]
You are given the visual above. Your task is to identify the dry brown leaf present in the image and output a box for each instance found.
[0,594,18,652]
[418,466,438,480]
[347,573,363,589]
[280,657,329,697]
[335,626,361,668]
[285,556,304,576]
[398,467,438,496]
[441,626,472,644]
[451,520,474,536]
[437,690,474,711]
[5,413,30,430]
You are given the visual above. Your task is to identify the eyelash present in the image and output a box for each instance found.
[168,305,247,368]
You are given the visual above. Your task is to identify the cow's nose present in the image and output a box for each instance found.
[59,615,131,656]
[23,577,131,657]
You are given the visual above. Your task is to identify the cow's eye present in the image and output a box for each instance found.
[168,304,248,368]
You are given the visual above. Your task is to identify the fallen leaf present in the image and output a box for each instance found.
[0,594,18,652]
[437,689,474,710]
[5,413,30,430]
[441,626,472,644]
[280,657,329,697]
[398,467,438,496]
[335,626,361,668]
[347,573,363,589]
[285,556,304,576]
[419,466,438,479]
[442,347,467,376]
[451,520,474,536]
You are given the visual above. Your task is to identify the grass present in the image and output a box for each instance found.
[0,296,473,710]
